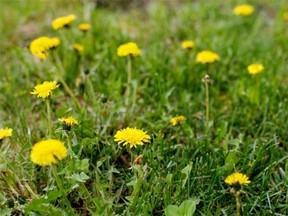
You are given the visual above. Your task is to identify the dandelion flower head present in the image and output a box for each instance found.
[30,139,67,166]
[49,37,61,49]
[78,23,91,32]
[233,4,254,16]
[30,81,59,99]
[181,40,195,50]
[117,42,141,57]
[58,116,79,126]
[0,128,13,140]
[30,37,61,60]
[247,63,264,75]
[283,12,288,21]
[170,116,186,126]
[73,43,84,53]
[225,172,251,185]
[196,50,220,64]
[52,14,76,30]
[114,127,151,148]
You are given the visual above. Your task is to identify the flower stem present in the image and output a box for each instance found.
[46,99,52,138]
[54,52,82,109]
[205,81,209,135]
[235,191,241,216]
[51,164,75,215]
[125,55,132,106]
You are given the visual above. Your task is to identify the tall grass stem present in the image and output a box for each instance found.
[125,55,132,106]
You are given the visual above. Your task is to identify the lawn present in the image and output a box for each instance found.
[0,0,287,215]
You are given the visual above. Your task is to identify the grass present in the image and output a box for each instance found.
[0,0,288,215]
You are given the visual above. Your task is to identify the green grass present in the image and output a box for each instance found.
[0,0,288,215]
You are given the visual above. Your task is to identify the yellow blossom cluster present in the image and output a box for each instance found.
[30,81,60,99]
[233,4,254,16]
[30,139,67,166]
[58,116,79,126]
[196,50,220,64]
[225,172,251,185]
[30,37,61,60]
[73,43,84,53]
[52,14,76,30]
[247,63,264,75]
[117,42,141,57]
[170,116,186,126]
[114,127,151,148]
[0,128,13,140]
[181,40,195,50]
[78,23,91,32]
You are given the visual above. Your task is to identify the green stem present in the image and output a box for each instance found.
[66,134,72,151]
[46,99,52,138]
[125,55,132,106]
[235,191,241,216]
[54,52,82,109]
[205,82,209,136]
[51,165,75,215]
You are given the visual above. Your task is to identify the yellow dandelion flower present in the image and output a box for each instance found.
[49,37,61,49]
[117,42,141,57]
[73,43,84,53]
[78,23,91,32]
[181,40,195,50]
[58,116,79,126]
[196,50,220,64]
[283,12,288,21]
[0,128,13,140]
[114,127,151,148]
[30,139,67,166]
[233,4,254,16]
[52,14,76,30]
[247,63,264,75]
[30,37,50,60]
[170,115,186,126]
[225,172,251,185]
[30,81,60,99]
[30,37,61,60]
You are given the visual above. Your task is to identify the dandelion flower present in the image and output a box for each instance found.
[170,116,186,126]
[117,42,141,57]
[52,14,76,30]
[49,37,61,49]
[233,4,254,16]
[73,43,84,53]
[283,12,288,21]
[30,81,59,99]
[78,23,91,32]
[114,127,151,148]
[30,36,61,60]
[247,63,264,75]
[31,139,67,166]
[225,172,251,185]
[0,128,13,140]
[58,116,79,126]
[181,40,195,50]
[196,50,220,64]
